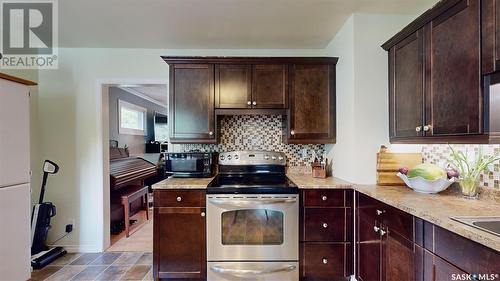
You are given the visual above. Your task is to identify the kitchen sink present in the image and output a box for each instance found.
[451,216,500,237]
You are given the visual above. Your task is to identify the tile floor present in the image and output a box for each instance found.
[31,252,153,281]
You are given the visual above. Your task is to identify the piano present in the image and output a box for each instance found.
[109,147,157,234]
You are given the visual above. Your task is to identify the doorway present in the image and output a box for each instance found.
[99,82,168,253]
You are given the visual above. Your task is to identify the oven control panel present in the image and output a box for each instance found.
[218,151,286,166]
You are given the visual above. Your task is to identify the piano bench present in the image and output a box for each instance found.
[119,185,149,238]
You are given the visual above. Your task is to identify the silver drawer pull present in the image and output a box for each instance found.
[373,226,380,233]
[321,195,327,201]
[201,212,205,217]
[176,196,182,202]
[322,258,328,264]
[210,264,296,277]
[209,198,296,207]
[322,223,328,228]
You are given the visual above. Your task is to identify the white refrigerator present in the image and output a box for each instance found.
[0,77,32,281]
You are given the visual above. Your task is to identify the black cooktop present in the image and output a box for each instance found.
[207,174,299,194]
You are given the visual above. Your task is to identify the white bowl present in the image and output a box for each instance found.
[396,172,456,194]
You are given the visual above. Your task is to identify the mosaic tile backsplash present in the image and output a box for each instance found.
[174,115,325,167]
[423,144,500,190]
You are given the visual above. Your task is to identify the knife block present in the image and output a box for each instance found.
[312,161,327,179]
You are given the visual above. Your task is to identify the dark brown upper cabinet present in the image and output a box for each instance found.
[215,64,252,109]
[389,31,424,139]
[383,0,486,144]
[425,0,481,137]
[163,57,337,144]
[287,63,336,144]
[168,63,216,144]
[252,64,288,108]
[482,0,500,74]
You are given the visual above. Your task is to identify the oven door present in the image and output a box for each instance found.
[206,194,299,261]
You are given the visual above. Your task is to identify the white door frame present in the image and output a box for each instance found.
[95,78,167,251]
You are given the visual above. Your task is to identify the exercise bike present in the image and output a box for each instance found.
[30,160,67,269]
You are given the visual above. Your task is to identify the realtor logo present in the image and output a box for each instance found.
[0,0,58,69]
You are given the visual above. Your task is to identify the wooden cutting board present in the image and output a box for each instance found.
[376,146,422,186]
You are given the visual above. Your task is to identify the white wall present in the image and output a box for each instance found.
[324,14,416,184]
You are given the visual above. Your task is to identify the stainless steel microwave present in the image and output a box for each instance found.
[165,152,216,178]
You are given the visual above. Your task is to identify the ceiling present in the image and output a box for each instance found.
[59,0,437,49]
[117,85,168,107]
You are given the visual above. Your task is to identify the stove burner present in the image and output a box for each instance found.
[207,151,298,194]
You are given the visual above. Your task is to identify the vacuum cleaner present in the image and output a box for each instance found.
[30,160,67,269]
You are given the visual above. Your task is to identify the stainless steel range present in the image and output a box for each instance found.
[206,151,299,281]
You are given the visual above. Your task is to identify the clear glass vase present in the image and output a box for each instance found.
[459,177,480,199]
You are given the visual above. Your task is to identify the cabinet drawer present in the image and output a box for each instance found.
[301,243,351,279]
[154,190,205,207]
[357,192,413,241]
[303,208,349,242]
[303,190,345,207]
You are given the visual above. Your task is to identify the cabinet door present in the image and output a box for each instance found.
[252,64,288,108]
[154,207,206,280]
[425,0,482,136]
[288,64,336,144]
[381,226,420,281]
[357,216,381,281]
[170,64,216,143]
[389,31,424,139]
[423,250,466,281]
[0,80,30,187]
[481,0,500,74]
[215,64,251,109]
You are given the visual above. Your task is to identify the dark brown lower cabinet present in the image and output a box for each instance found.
[301,243,352,281]
[357,192,420,281]
[300,189,353,281]
[153,190,206,280]
[381,227,422,281]
[423,250,466,281]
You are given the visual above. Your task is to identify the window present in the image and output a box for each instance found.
[119,100,147,135]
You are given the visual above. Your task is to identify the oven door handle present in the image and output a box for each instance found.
[210,264,296,277]
[208,198,297,206]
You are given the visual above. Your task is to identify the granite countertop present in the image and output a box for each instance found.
[152,173,500,252]
[354,183,500,252]
[152,176,215,189]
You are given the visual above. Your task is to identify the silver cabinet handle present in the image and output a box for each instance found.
[380,229,387,236]
[321,195,327,201]
[210,264,296,277]
[423,125,431,132]
[322,223,328,228]
[201,212,205,217]
[322,258,328,264]
[209,198,297,207]
[209,131,214,136]
[416,126,422,132]
[290,130,295,136]
[252,101,257,106]
[247,101,251,105]
[376,209,384,216]
[373,226,380,233]
[176,196,182,202]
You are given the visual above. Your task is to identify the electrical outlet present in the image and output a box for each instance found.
[67,219,75,232]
